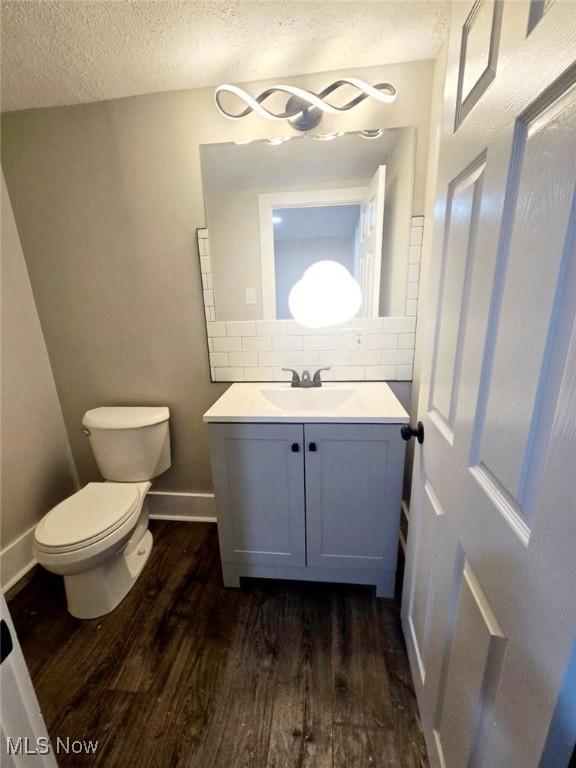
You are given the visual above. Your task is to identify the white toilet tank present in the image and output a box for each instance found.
[82,406,171,482]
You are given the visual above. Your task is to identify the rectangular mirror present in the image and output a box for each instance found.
[198,127,422,383]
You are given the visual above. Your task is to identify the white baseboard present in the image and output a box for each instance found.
[147,491,217,522]
[1,525,37,591]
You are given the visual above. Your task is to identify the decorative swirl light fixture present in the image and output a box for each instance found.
[214,77,397,131]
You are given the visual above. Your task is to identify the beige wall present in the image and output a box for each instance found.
[1,172,78,551]
[1,60,434,492]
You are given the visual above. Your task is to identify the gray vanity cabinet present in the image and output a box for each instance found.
[208,421,405,597]
[208,423,306,567]
[304,424,404,572]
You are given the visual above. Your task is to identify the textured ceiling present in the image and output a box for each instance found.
[1,1,449,113]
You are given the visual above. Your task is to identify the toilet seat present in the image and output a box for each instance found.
[35,482,141,554]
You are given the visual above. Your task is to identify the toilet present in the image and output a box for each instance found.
[34,406,171,619]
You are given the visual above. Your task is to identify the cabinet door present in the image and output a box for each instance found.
[209,423,305,566]
[304,424,404,570]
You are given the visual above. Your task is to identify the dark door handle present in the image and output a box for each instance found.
[401,421,424,444]
[309,442,317,452]
[291,443,300,453]
[0,620,13,664]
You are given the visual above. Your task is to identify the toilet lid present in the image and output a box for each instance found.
[35,483,141,550]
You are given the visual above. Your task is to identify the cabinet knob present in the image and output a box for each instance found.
[309,442,317,452]
[291,443,300,453]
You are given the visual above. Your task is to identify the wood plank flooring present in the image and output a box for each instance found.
[7,521,428,768]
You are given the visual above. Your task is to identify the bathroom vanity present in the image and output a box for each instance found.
[204,382,408,597]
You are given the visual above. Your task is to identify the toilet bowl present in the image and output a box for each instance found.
[34,481,153,619]
[34,403,171,619]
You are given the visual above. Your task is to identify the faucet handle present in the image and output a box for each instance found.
[312,367,331,387]
[281,368,301,388]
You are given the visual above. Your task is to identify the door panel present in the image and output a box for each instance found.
[304,424,404,572]
[402,2,576,766]
[472,86,576,516]
[429,155,485,439]
[209,423,306,566]
[436,561,507,768]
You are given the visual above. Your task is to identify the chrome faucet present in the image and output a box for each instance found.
[281,367,331,388]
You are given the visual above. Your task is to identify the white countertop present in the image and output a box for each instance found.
[203,382,409,424]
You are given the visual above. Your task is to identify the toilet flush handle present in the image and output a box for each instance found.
[80,428,91,436]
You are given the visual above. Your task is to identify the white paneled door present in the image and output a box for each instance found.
[402,2,576,767]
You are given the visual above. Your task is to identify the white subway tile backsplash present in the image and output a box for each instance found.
[398,333,416,349]
[350,317,384,332]
[273,335,302,351]
[259,350,288,367]
[349,349,382,364]
[206,321,226,337]
[367,333,398,350]
[287,351,319,366]
[381,317,416,333]
[229,351,258,367]
[302,335,335,351]
[318,350,349,364]
[209,352,229,367]
[273,367,292,381]
[213,336,242,352]
[226,320,256,337]
[333,365,365,380]
[381,348,415,365]
[256,320,286,336]
[213,367,244,382]
[365,365,397,380]
[410,227,423,246]
[199,217,423,382]
[397,364,414,379]
[201,273,213,291]
[244,367,274,381]
[242,336,272,352]
[284,321,316,336]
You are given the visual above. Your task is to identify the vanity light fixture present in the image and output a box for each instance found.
[215,78,397,132]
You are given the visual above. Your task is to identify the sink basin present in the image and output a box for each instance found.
[203,382,409,423]
[260,388,355,411]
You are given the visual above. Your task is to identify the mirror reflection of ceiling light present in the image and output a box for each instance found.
[272,216,282,224]
[288,261,362,328]
[215,79,397,132]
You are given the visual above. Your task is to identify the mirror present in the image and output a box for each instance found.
[198,127,421,383]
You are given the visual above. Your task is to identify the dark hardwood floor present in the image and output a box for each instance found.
[8,521,428,768]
